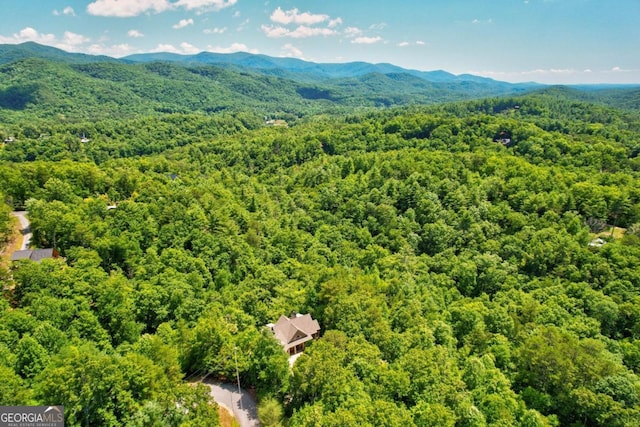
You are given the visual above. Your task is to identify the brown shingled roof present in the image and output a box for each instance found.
[270,313,320,352]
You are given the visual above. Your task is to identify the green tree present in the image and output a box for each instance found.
[15,335,49,380]
[258,396,284,427]
[93,273,142,346]
[0,365,31,404]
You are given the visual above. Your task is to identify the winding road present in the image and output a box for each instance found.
[202,379,260,427]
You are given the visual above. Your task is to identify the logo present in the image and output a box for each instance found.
[0,406,64,427]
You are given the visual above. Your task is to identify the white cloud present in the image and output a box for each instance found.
[262,25,337,38]
[152,43,198,54]
[87,0,234,17]
[0,27,93,52]
[51,31,90,52]
[369,23,387,30]
[204,27,227,34]
[54,6,76,16]
[152,43,182,53]
[472,18,493,25]
[62,31,90,46]
[261,25,290,38]
[351,36,382,44]
[343,27,362,36]
[87,0,172,17]
[0,27,56,45]
[206,42,258,54]
[604,66,638,78]
[173,18,194,29]
[270,7,329,25]
[180,42,200,54]
[289,26,336,38]
[516,68,575,76]
[87,43,134,57]
[281,43,303,58]
[174,0,237,11]
[128,29,144,38]
[149,41,202,55]
[611,66,631,72]
[264,7,342,39]
[19,28,127,57]
[398,40,427,47]
[328,18,342,28]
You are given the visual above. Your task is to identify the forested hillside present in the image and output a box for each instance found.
[1,83,640,427]
[0,42,544,126]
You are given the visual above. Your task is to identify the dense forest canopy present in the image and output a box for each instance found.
[1,51,640,426]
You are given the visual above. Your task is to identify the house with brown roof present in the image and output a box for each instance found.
[268,313,320,356]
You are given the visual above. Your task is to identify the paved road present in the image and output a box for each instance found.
[10,211,31,250]
[202,379,260,427]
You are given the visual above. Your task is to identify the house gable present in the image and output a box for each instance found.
[269,313,321,354]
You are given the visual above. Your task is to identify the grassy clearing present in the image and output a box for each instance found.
[593,226,626,240]
[218,405,240,427]
[0,216,22,270]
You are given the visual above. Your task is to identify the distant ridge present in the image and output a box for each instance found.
[0,41,523,87]
[3,41,637,119]
[123,50,508,85]
[0,41,118,65]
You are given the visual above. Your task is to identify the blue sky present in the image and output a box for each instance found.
[1,0,638,84]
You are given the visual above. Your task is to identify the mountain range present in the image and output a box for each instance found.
[123,50,505,85]
[1,42,517,86]
[0,42,638,122]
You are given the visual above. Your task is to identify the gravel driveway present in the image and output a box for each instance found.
[11,211,31,250]
[202,379,260,427]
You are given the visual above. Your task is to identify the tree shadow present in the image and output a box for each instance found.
[0,84,38,110]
